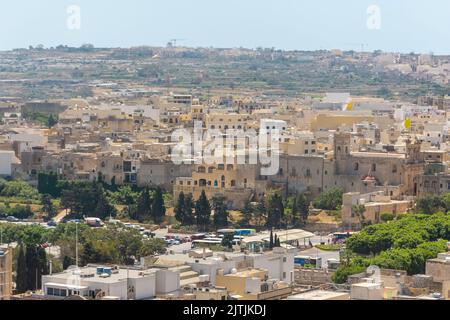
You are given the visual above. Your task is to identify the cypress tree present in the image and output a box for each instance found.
[37,247,48,289]
[136,188,152,222]
[195,190,211,231]
[151,187,166,223]
[184,193,195,225]
[212,195,229,228]
[25,246,38,291]
[240,199,254,227]
[16,245,28,293]
[175,192,186,224]
[269,229,274,249]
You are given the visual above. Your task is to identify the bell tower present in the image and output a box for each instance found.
[334,132,351,174]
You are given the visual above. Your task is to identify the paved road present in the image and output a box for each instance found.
[54,209,70,223]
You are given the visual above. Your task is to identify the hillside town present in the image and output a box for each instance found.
[1,45,450,301]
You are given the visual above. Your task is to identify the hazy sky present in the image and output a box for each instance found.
[0,0,449,54]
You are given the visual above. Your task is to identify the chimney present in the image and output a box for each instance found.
[202,247,206,260]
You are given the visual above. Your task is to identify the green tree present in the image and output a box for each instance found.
[269,229,274,249]
[254,198,267,228]
[415,194,444,214]
[47,114,57,128]
[266,193,283,229]
[41,194,56,220]
[297,194,310,225]
[151,187,166,223]
[136,188,152,222]
[15,244,28,293]
[212,195,229,228]
[313,187,343,210]
[93,185,116,219]
[183,193,195,225]
[37,172,59,197]
[380,212,395,222]
[139,239,167,257]
[240,200,254,227]
[221,232,234,249]
[174,192,186,224]
[332,264,366,284]
[62,255,75,270]
[0,180,39,200]
[274,234,281,247]
[352,204,368,226]
[196,190,211,231]
[441,193,450,212]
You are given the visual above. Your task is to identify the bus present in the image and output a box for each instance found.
[332,232,357,243]
[191,239,222,249]
[217,229,256,237]
[191,233,207,241]
[294,255,322,269]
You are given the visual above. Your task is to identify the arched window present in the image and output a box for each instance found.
[354,163,359,171]
[392,165,397,173]
[230,180,236,187]
[208,167,214,173]
[372,164,376,172]
[198,166,206,173]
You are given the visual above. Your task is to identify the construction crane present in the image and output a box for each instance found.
[344,43,369,52]
[167,38,187,48]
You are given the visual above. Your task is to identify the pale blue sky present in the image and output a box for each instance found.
[0,0,449,53]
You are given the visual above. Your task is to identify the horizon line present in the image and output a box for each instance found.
[3,44,448,57]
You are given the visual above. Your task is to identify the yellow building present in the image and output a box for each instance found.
[174,163,266,209]
[205,113,251,130]
[342,191,413,227]
[311,113,376,131]
[215,268,291,300]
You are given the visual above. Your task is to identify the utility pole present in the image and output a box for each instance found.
[75,222,79,267]
[126,268,130,300]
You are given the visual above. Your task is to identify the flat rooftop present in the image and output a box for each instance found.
[44,266,158,284]
[287,290,349,300]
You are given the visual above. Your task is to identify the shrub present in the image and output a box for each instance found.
[313,188,343,211]
[380,212,395,222]
[332,264,366,284]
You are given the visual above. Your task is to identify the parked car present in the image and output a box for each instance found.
[6,216,19,222]
[47,220,57,227]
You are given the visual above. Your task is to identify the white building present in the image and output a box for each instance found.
[41,265,179,300]
[0,151,17,176]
